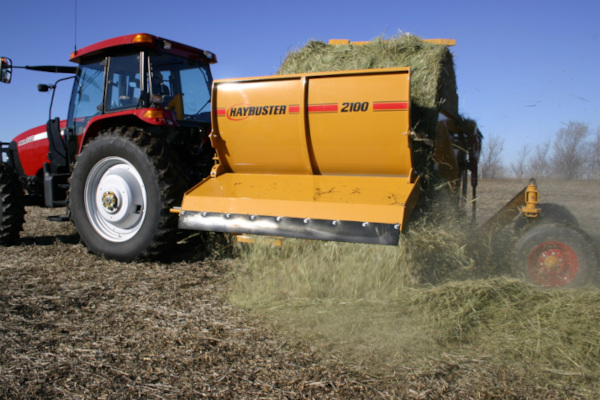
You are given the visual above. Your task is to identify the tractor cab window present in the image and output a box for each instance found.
[69,60,105,137]
[149,54,212,123]
[106,54,141,111]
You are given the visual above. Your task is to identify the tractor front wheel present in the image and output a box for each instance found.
[0,162,25,245]
[69,127,185,261]
[512,222,599,287]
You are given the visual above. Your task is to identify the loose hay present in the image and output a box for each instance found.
[278,33,459,135]
[232,221,474,304]
[231,222,600,397]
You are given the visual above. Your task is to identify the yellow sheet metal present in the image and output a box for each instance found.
[210,67,413,177]
[177,68,420,241]
[180,173,419,229]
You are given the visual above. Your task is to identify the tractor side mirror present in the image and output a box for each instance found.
[1,57,12,84]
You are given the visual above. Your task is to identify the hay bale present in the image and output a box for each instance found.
[278,34,458,135]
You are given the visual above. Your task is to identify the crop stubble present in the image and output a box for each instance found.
[0,179,598,399]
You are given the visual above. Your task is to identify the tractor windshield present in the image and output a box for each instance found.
[149,54,212,123]
[69,60,105,138]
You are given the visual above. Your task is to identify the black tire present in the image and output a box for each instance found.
[69,127,186,261]
[515,203,579,231]
[539,203,579,226]
[512,222,599,287]
[0,162,25,245]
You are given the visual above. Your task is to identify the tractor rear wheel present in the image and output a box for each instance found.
[538,203,579,227]
[512,222,598,287]
[0,162,25,245]
[69,127,185,261]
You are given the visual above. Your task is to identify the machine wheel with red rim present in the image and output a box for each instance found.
[512,222,599,287]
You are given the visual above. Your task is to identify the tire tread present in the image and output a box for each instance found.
[0,163,26,245]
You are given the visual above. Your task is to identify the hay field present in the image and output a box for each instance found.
[1,179,599,399]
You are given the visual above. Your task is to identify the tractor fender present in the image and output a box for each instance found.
[77,112,162,153]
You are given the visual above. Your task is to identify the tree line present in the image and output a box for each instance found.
[479,121,600,180]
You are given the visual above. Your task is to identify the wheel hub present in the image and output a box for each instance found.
[102,191,119,213]
[95,173,135,224]
[539,253,560,271]
[84,157,147,243]
[528,241,578,287]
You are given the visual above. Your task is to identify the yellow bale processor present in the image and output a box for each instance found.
[174,67,475,245]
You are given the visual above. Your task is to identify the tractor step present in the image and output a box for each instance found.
[46,209,70,222]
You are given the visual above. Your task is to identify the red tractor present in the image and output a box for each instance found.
[0,34,216,260]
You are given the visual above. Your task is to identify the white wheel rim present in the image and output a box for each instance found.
[84,156,147,242]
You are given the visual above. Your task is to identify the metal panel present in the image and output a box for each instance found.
[178,212,400,245]
[210,67,412,177]
[180,173,419,228]
[177,68,419,243]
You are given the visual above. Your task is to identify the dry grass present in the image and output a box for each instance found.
[232,221,474,303]
[229,180,600,398]
[231,229,600,398]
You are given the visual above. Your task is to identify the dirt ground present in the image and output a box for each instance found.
[0,179,598,399]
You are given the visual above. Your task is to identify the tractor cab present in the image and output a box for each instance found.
[67,33,216,151]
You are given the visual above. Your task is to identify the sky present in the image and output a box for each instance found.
[1,0,599,165]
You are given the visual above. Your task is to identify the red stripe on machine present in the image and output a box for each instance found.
[373,101,408,111]
[216,108,226,116]
[308,104,338,113]
[289,105,301,113]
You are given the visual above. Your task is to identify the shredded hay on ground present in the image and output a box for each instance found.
[278,33,459,135]
[231,223,600,398]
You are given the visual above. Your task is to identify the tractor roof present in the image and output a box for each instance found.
[69,33,217,64]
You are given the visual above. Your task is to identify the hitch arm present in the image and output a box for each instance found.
[473,179,541,241]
